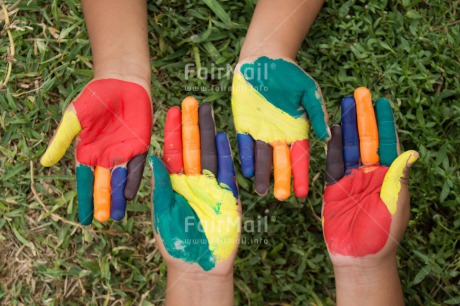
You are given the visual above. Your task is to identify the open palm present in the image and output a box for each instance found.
[150,98,241,274]
[322,88,418,267]
[40,78,152,224]
[232,56,330,200]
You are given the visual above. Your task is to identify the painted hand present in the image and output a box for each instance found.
[322,87,419,267]
[40,79,152,225]
[232,56,330,200]
[149,97,241,273]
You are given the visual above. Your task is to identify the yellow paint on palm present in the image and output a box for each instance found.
[41,111,81,167]
[232,73,309,144]
[170,172,240,263]
[380,150,419,215]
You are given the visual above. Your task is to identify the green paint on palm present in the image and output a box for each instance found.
[240,56,329,140]
[376,98,398,166]
[149,156,215,271]
[76,165,94,226]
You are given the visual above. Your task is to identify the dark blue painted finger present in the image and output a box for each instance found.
[110,167,127,221]
[326,125,344,185]
[124,152,147,200]
[216,132,238,199]
[341,96,360,173]
[237,133,255,178]
[254,140,272,196]
[76,164,94,226]
[199,103,218,176]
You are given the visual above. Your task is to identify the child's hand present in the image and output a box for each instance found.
[322,87,419,268]
[40,79,152,225]
[232,56,330,200]
[149,97,241,274]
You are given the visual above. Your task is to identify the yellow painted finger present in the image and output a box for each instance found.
[93,166,111,222]
[40,111,81,167]
[354,87,379,165]
[182,97,201,175]
[380,150,419,215]
[273,141,291,201]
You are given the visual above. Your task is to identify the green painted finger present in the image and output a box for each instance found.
[76,164,94,226]
[300,77,330,141]
[376,98,398,166]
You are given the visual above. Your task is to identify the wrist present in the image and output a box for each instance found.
[333,257,404,306]
[238,47,296,64]
[334,256,398,284]
[92,56,151,93]
[165,267,234,306]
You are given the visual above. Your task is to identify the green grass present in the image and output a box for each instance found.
[0,0,459,304]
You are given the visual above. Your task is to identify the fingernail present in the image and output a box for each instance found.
[406,151,419,168]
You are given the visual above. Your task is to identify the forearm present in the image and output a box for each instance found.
[165,268,234,306]
[82,0,150,88]
[334,258,404,306]
[240,0,324,60]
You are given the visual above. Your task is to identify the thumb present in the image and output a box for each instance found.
[148,156,174,218]
[40,108,81,167]
[380,150,419,215]
[300,76,331,142]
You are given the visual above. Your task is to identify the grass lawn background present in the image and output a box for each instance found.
[0,0,458,304]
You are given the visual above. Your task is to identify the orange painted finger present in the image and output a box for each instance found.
[273,141,291,201]
[182,97,201,175]
[93,166,111,222]
[354,87,379,165]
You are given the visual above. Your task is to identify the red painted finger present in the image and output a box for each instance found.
[291,139,310,198]
[163,107,183,174]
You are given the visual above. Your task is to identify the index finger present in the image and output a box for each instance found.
[375,98,398,167]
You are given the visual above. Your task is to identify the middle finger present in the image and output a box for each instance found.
[354,87,379,166]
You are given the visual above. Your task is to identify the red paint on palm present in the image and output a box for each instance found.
[323,167,392,257]
[74,79,152,168]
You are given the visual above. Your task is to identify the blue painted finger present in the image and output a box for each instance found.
[237,133,255,178]
[216,132,238,199]
[341,96,360,173]
[110,167,127,221]
[76,164,94,225]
